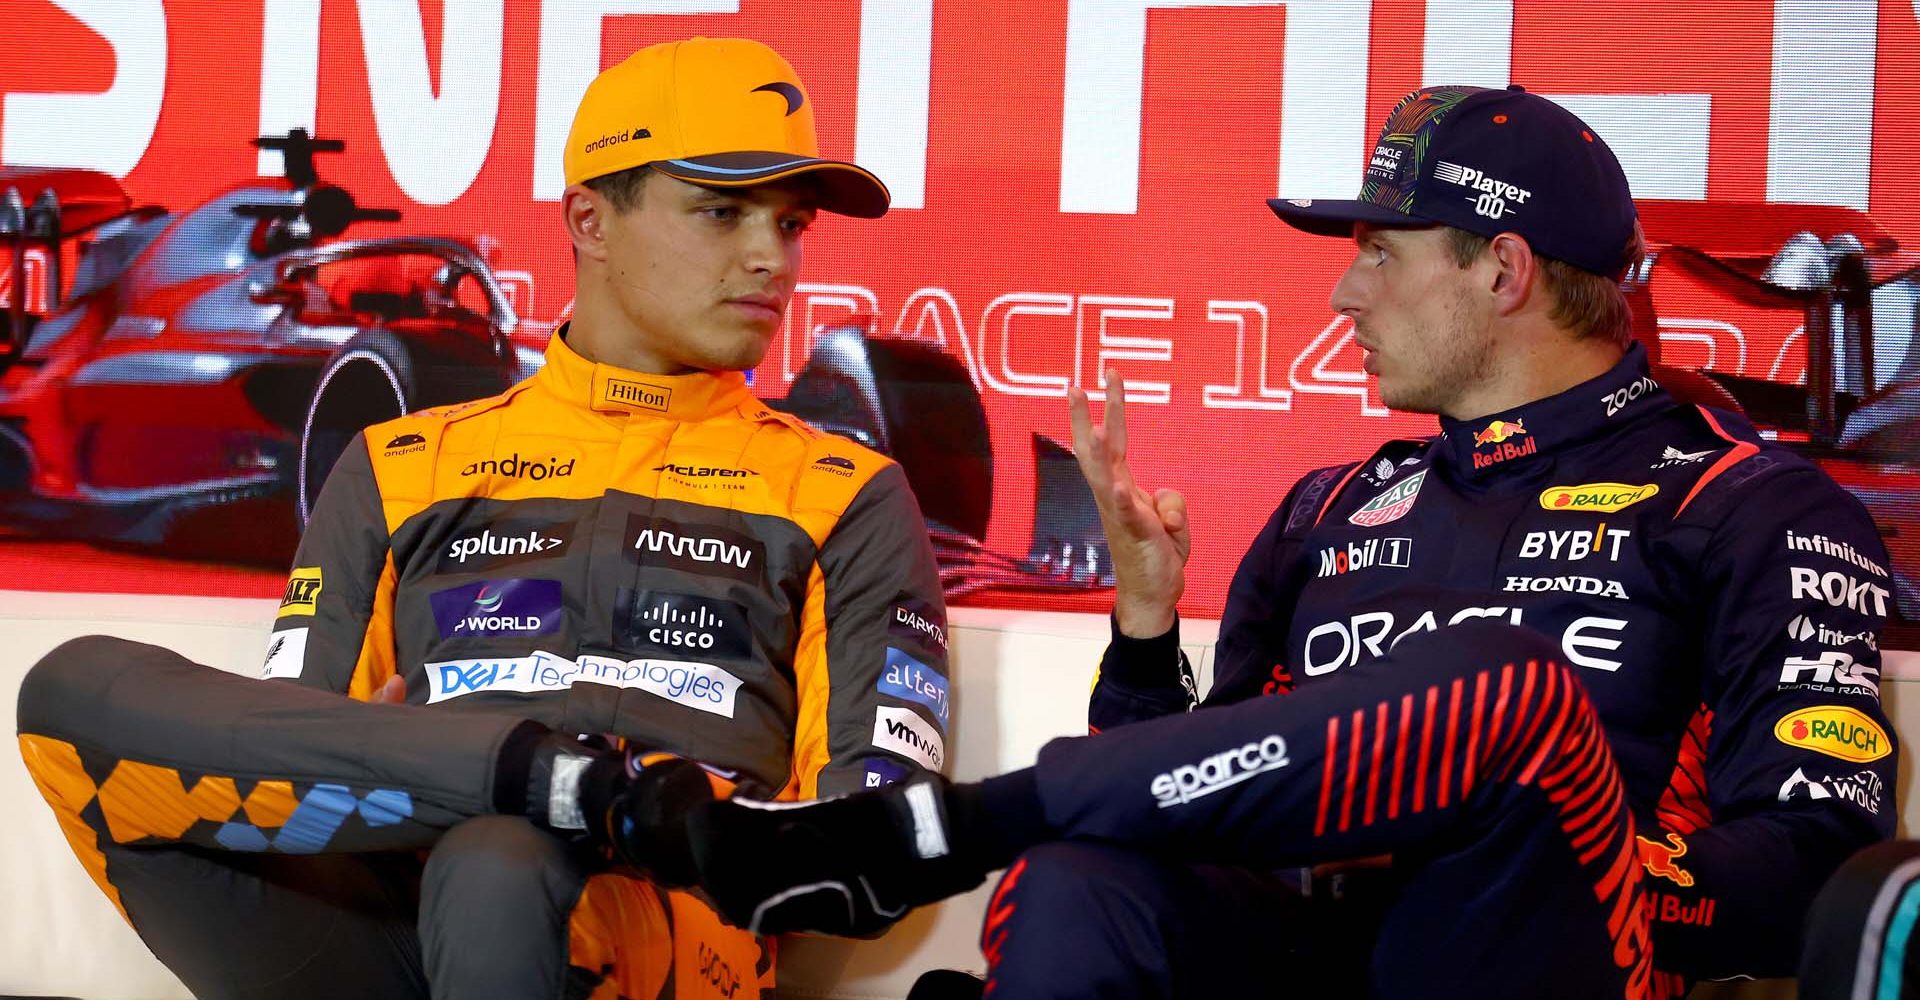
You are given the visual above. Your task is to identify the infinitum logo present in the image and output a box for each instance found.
[1151,735,1290,807]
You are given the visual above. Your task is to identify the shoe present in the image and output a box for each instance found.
[593,753,716,886]
[907,969,987,1000]
[687,772,989,936]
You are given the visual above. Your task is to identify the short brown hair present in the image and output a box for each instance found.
[582,164,651,211]
[1443,225,1646,349]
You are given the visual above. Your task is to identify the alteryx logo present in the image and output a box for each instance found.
[428,579,563,639]
[878,647,950,729]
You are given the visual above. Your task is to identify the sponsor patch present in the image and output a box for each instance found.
[1538,483,1659,513]
[1517,524,1631,562]
[603,377,671,412]
[1603,375,1661,417]
[424,650,739,716]
[813,455,857,477]
[261,627,309,679]
[1790,567,1891,617]
[460,452,576,480]
[1637,833,1694,887]
[438,523,572,572]
[428,579,563,638]
[873,705,945,770]
[1786,530,1889,578]
[1651,445,1711,469]
[1778,650,1880,697]
[384,432,427,456]
[879,648,950,729]
[1774,706,1890,762]
[889,597,948,653]
[1348,470,1426,527]
[614,590,751,660]
[1778,766,1883,816]
[624,515,764,583]
[1316,537,1412,578]
[654,464,759,493]
[278,567,323,618]
[865,758,912,787]
[1150,735,1291,808]
[1785,614,1878,651]
[1503,575,1629,600]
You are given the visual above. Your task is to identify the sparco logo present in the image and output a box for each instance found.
[625,515,764,583]
[1150,735,1291,808]
[441,526,570,570]
[461,453,575,480]
[1316,537,1411,577]
[1790,567,1891,617]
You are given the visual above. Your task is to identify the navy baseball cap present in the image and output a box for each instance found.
[1269,85,1637,277]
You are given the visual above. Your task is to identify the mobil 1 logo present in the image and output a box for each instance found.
[624,514,765,584]
[615,589,752,661]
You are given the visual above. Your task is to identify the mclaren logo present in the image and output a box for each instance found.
[752,81,806,116]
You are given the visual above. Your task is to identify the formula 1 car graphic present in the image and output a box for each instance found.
[0,131,524,559]
[1629,200,1920,637]
[0,130,1111,599]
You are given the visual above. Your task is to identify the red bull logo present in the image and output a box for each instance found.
[1472,418,1528,447]
[1636,832,1694,888]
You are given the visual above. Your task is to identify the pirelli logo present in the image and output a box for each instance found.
[278,567,323,618]
[603,378,671,413]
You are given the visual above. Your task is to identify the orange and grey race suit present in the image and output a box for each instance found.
[17,330,952,999]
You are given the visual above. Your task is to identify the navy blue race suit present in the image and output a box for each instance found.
[987,344,1894,998]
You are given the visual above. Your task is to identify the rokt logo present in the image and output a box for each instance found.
[1790,567,1891,617]
[1774,706,1890,763]
[1538,483,1658,513]
[461,453,575,481]
[1151,735,1291,808]
[278,567,323,618]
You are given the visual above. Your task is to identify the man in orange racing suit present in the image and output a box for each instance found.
[17,37,951,1000]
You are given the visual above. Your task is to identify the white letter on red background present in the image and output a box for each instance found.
[3,0,166,175]
[1061,0,1370,214]
[533,0,740,201]
[857,0,933,210]
[258,0,321,176]
[359,0,505,205]
[1770,0,1875,209]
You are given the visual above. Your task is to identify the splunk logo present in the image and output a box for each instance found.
[439,523,572,571]
[1151,735,1290,808]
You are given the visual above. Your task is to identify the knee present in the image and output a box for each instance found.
[423,816,579,910]
[990,842,1172,926]
[18,635,147,734]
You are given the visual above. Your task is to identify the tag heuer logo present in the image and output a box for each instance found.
[1349,470,1427,527]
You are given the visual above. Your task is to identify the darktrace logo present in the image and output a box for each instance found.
[655,464,758,492]
[813,454,856,478]
[461,453,576,481]
[624,515,764,584]
[582,125,651,154]
[1151,735,1290,808]
[615,589,751,660]
[384,432,427,456]
[427,579,563,639]
[889,597,948,652]
[604,378,670,412]
[439,523,572,572]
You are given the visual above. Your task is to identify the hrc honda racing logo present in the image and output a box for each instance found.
[425,649,742,716]
[1151,735,1291,808]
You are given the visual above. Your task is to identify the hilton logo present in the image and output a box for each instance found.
[606,379,670,412]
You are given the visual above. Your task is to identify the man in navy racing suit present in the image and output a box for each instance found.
[592,85,1893,999]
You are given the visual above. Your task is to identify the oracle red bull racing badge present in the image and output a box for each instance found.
[1349,470,1428,528]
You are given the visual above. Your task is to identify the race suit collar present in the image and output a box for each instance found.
[539,324,757,421]
[1436,342,1672,478]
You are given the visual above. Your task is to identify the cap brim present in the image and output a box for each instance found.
[1266,197,1423,237]
[654,151,891,218]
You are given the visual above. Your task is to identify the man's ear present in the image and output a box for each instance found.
[1487,232,1539,316]
[563,184,611,262]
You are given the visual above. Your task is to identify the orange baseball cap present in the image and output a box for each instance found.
[564,37,890,218]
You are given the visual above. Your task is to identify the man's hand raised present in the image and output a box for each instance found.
[1068,370,1190,638]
